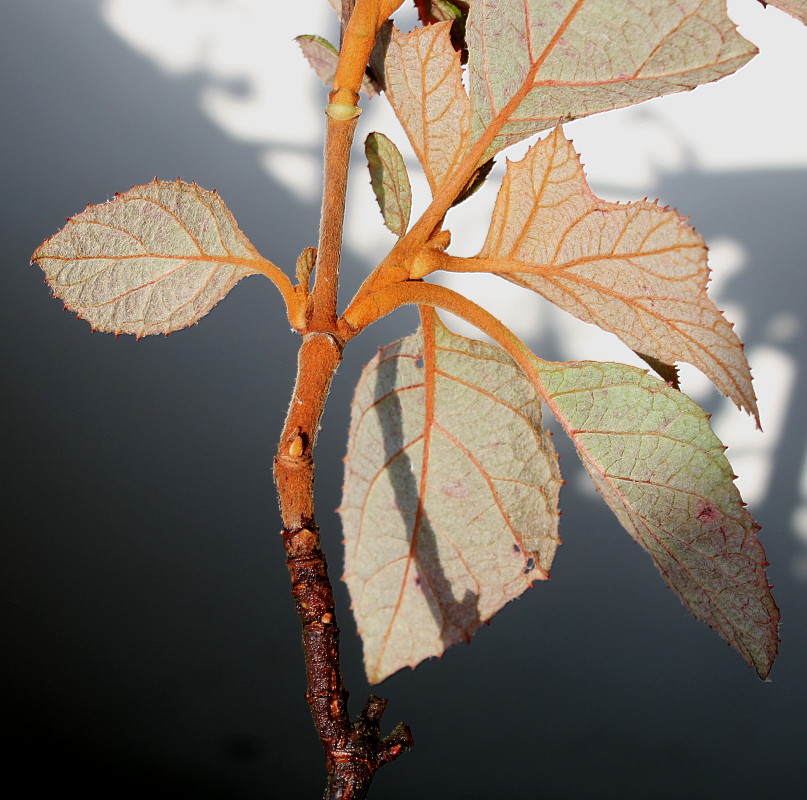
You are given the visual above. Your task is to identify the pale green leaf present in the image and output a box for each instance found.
[365,132,413,238]
[340,312,561,683]
[431,0,465,23]
[295,34,341,87]
[295,34,380,96]
[32,179,265,337]
[376,22,469,194]
[532,357,778,678]
[477,128,757,421]
[467,0,757,159]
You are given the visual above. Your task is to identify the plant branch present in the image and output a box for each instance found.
[310,0,405,330]
[310,111,359,330]
[274,331,412,799]
[338,280,542,389]
[409,250,536,279]
[274,5,414,795]
[253,256,306,329]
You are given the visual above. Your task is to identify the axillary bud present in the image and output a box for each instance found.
[326,87,361,121]
[325,103,362,121]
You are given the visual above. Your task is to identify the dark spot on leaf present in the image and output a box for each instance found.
[523,557,535,574]
[697,504,719,522]
[441,479,469,498]
[513,544,521,553]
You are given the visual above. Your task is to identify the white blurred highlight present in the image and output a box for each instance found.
[96,0,807,570]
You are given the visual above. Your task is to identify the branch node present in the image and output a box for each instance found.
[359,695,388,726]
[379,722,415,765]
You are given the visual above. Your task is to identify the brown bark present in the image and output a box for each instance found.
[272,6,415,793]
[274,332,412,799]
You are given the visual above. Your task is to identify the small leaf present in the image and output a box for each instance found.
[478,128,757,421]
[467,0,757,159]
[32,180,266,337]
[450,158,495,208]
[414,0,470,60]
[341,312,561,683]
[414,0,466,25]
[295,246,316,290]
[634,351,680,390]
[376,22,469,194]
[365,132,413,238]
[295,34,380,96]
[762,0,807,25]
[532,357,778,678]
[326,0,345,18]
[295,34,340,87]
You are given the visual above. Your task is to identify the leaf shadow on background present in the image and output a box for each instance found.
[660,164,807,593]
[528,152,807,587]
[4,2,807,798]
[372,347,482,655]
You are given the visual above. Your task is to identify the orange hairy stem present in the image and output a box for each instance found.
[311,1,404,330]
[274,332,412,800]
[333,0,404,96]
[274,2,412,796]
[310,112,359,330]
[339,281,538,385]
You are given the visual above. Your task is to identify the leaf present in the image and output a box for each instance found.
[376,22,469,194]
[477,127,757,421]
[414,0,467,25]
[634,351,680,390]
[467,0,757,159]
[296,34,341,86]
[340,312,561,683]
[32,179,267,337]
[295,246,317,290]
[762,0,807,25]
[451,157,495,209]
[295,34,380,96]
[326,0,347,19]
[531,357,778,678]
[365,132,413,237]
[414,0,470,60]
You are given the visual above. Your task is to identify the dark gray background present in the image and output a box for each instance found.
[3,2,806,798]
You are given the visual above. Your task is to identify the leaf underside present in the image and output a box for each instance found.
[365,132,413,237]
[341,311,561,683]
[477,127,758,420]
[380,0,756,182]
[764,0,807,25]
[378,22,470,195]
[32,180,264,337]
[466,0,757,160]
[531,357,778,678]
[295,34,380,97]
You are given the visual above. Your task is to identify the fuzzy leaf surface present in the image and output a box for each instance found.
[33,180,264,337]
[341,313,561,683]
[477,128,757,420]
[365,132,412,237]
[533,357,778,678]
[467,0,757,158]
[378,22,469,194]
[295,34,380,96]
[764,0,807,25]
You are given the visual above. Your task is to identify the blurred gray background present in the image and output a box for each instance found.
[2,1,806,797]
